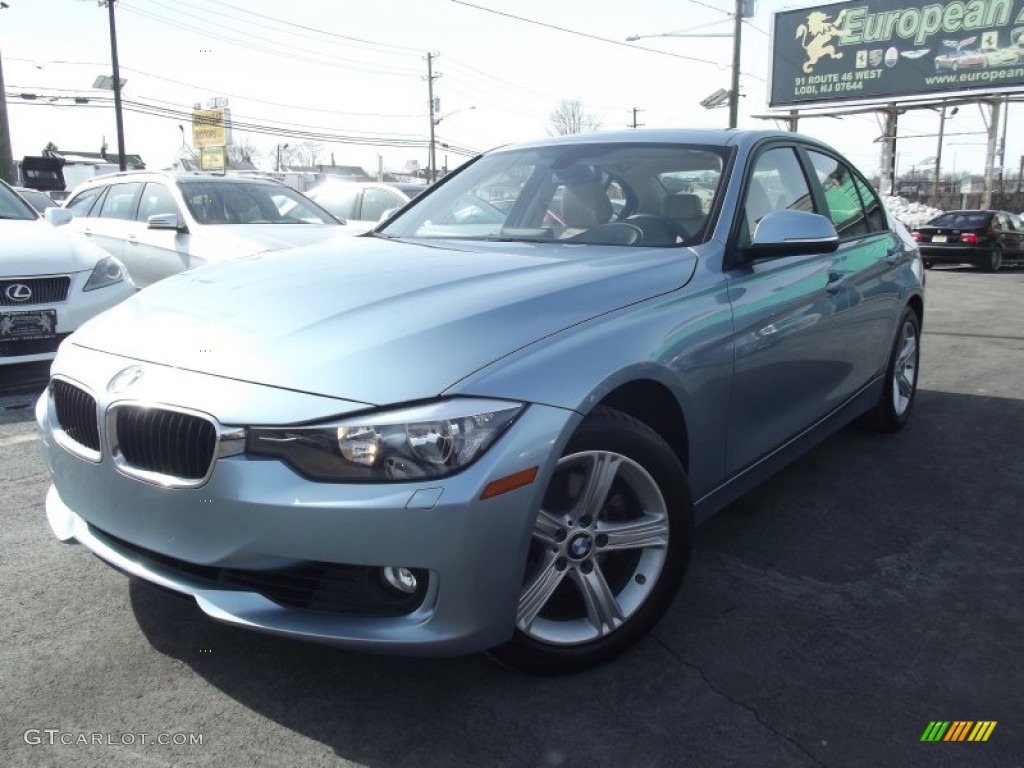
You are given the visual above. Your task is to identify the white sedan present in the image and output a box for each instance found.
[1,180,135,368]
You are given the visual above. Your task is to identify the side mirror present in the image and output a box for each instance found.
[45,208,73,227]
[147,213,183,231]
[748,210,839,257]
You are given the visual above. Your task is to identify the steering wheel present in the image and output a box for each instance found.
[624,213,690,245]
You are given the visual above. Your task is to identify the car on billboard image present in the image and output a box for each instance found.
[933,48,986,71]
[982,46,1022,66]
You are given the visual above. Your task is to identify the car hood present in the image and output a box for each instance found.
[69,237,697,405]
[0,219,104,275]
[190,223,353,258]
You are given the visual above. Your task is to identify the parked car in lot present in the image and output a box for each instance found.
[912,209,1024,271]
[1,179,134,367]
[13,186,61,214]
[60,172,348,288]
[305,180,427,233]
[37,129,924,673]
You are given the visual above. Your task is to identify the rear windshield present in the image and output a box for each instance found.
[928,212,990,229]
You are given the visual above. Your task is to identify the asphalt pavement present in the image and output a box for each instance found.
[1,266,1022,768]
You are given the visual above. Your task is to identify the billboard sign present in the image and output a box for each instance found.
[191,108,232,148]
[770,0,1024,107]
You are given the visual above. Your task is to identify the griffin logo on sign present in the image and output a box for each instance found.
[796,10,849,73]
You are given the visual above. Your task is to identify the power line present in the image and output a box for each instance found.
[118,3,421,79]
[6,93,481,155]
[4,58,422,120]
[450,0,724,68]
[139,0,420,60]
[203,0,424,55]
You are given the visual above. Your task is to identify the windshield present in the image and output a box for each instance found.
[0,182,40,221]
[380,143,729,247]
[928,212,990,229]
[178,180,338,225]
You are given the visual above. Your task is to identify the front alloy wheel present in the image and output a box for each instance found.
[491,407,692,674]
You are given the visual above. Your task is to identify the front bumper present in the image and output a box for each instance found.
[37,344,579,656]
[0,274,134,365]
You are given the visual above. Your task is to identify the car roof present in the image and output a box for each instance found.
[72,170,288,188]
[492,128,828,153]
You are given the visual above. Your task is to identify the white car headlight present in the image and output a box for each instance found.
[83,256,127,291]
[247,398,524,481]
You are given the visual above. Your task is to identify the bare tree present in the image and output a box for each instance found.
[283,141,325,168]
[226,134,261,167]
[548,99,602,136]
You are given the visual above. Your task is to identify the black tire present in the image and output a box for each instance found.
[858,306,921,433]
[490,406,692,675]
[981,246,1002,273]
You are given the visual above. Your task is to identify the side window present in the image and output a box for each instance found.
[807,151,869,238]
[65,187,105,217]
[851,173,886,232]
[1009,214,1024,232]
[360,188,404,222]
[741,147,813,245]
[312,186,359,219]
[994,213,1010,231]
[97,182,142,220]
[136,183,179,221]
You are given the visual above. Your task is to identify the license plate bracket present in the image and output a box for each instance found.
[0,309,58,342]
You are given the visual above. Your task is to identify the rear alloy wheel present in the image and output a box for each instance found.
[858,307,921,433]
[982,246,1003,273]
[490,407,692,674]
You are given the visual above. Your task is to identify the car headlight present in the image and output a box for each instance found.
[247,398,524,482]
[83,256,126,291]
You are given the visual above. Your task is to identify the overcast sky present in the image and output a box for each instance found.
[1,0,1019,179]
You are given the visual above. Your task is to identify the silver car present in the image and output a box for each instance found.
[37,130,924,673]
[60,171,347,288]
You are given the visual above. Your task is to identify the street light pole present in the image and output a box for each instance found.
[104,0,127,171]
[729,0,742,129]
[933,106,957,203]
[625,1,746,130]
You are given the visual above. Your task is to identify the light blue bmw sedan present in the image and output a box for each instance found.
[37,130,924,673]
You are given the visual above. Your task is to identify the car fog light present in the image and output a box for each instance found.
[381,566,419,594]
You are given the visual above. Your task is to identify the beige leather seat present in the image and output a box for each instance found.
[663,193,705,235]
[560,182,613,230]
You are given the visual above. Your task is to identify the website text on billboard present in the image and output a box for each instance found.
[770,0,1024,107]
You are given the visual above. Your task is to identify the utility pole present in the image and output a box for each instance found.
[103,1,127,171]
[426,53,440,184]
[0,3,15,184]
[0,47,15,184]
[729,0,742,129]
[628,108,644,129]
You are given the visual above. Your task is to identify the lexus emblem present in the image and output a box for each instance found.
[108,365,145,394]
[4,283,32,302]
